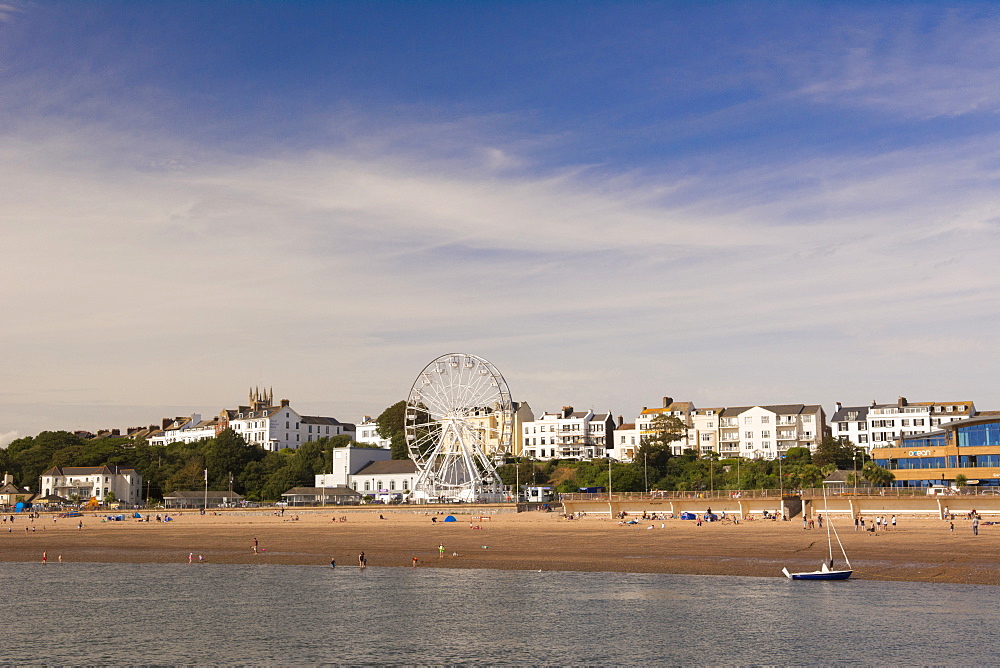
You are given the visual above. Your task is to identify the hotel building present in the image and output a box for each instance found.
[872,413,1000,488]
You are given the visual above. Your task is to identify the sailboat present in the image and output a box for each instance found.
[782,489,853,580]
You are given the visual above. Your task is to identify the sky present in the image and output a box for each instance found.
[2,1,1000,446]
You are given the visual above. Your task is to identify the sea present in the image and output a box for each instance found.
[2,562,996,666]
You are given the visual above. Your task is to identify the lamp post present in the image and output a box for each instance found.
[778,455,783,497]
[203,468,208,511]
[644,451,648,494]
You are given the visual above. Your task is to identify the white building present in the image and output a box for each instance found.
[719,404,825,460]
[612,420,638,461]
[521,406,615,460]
[355,416,392,449]
[831,398,976,453]
[148,389,355,452]
[148,414,217,446]
[691,407,725,457]
[40,465,143,506]
[315,446,418,500]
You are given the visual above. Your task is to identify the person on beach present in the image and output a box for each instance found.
[973,517,979,536]
[189,553,193,564]
[950,521,954,533]
[439,544,444,558]
[330,557,336,568]
[359,552,366,569]
[412,555,419,567]
[252,537,258,554]
[42,551,47,564]
[892,515,897,530]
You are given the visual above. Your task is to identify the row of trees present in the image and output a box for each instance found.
[0,429,361,502]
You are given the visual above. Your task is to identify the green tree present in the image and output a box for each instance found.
[645,413,687,449]
[954,473,968,488]
[784,447,812,464]
[204,429,262,491]
[862,461,895,487]
[376,400,409,459]
[812,437,856,469]
[104,490,116,505]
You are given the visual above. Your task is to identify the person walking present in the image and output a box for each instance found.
[252,537,258,554]
[973,517,979,536]
[439,544,445,559]
[891,515,897,531]
[359,551,367,569]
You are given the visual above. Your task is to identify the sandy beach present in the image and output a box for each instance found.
[1,509,996,585]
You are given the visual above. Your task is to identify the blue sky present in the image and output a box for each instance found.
[2,2,1000,443]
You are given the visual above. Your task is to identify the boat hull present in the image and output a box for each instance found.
[782,567,852,580]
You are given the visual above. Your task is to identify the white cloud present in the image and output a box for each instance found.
[2,97,1000,436]
[0,431,19,448]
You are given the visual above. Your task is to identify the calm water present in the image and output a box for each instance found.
[2,562,997,665]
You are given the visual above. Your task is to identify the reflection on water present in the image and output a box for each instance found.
[1,563,998,665]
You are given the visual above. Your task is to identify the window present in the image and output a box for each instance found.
[802,415,813,422]
[901,419,910,427]
[762,430,771,438]
[762,442,771,448]
[701,433,712,442]
[859,434,868,443]
[390,480,395,491]
[744,416,752,424]
[914,419,925,426]
[364,481,370,491]
[761,416,770,424]
[745,431,753,439]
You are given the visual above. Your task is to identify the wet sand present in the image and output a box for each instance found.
[2,510,996,584]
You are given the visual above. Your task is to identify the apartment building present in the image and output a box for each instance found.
[831,398,976,453]
[719,404,825,460]
[521,406,615,460]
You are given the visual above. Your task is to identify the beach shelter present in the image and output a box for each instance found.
[444,515,457,522]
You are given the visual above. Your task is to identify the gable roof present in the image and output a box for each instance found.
[42,465,139,477]
[354,459,420,475]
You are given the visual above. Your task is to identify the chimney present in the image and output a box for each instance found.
[871,400,877,407]
[898,396,907,408]
[836,402,842,411]
[663,396,673,408]
[562,406,573,419]
[162,418,172,430]
[618,415,624,427]
[281,399,290,408]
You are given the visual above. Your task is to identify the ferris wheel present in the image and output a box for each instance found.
[405,353,513,501]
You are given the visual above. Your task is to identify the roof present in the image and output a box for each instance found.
[42,465,138,477]
[830,405,870,422]
[720,405,821,417]
[301,416,343,426]
[641,402,694,415]
[618,423,636,430]
[354,459,420,475]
